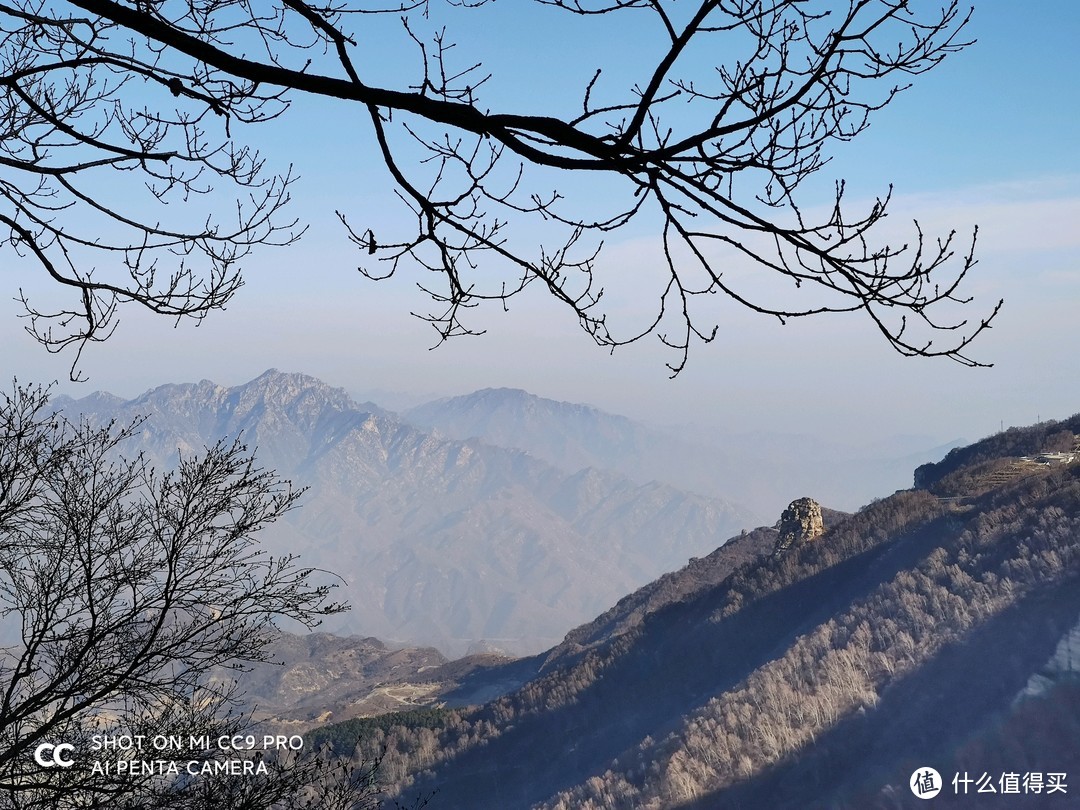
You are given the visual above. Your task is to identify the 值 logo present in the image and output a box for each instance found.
[910,766,942,799]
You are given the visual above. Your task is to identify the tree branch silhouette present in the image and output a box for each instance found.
[2,0,999,376]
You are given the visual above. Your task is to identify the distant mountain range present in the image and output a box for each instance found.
[56,370,756,656]
[404,387,965,517]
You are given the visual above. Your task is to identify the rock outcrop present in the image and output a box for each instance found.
[774,497,824,555]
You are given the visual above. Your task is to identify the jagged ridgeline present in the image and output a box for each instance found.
[55,370,756,656]
[330,415,1080,809]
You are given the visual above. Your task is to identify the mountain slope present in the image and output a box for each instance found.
[340,416,1080,809]
[213,633,449,725]
[55,370,755,655]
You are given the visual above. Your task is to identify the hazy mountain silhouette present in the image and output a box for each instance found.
[56,370,756,656]
[405,388,964,516]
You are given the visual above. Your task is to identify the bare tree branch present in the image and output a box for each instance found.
[2,0,998,375]
[0,383,354,808]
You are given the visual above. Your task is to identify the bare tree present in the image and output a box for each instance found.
[0,383,357,809]
[2,0,1000,375]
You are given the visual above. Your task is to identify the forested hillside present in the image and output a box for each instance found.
[321,417,1080,808]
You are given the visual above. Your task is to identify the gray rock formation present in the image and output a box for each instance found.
[774,497,824,555]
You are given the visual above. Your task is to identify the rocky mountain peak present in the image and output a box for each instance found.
[773,497,824,555]
[235,369,355,414]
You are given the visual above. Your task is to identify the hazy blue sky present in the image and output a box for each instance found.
[4,1,1078,446]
